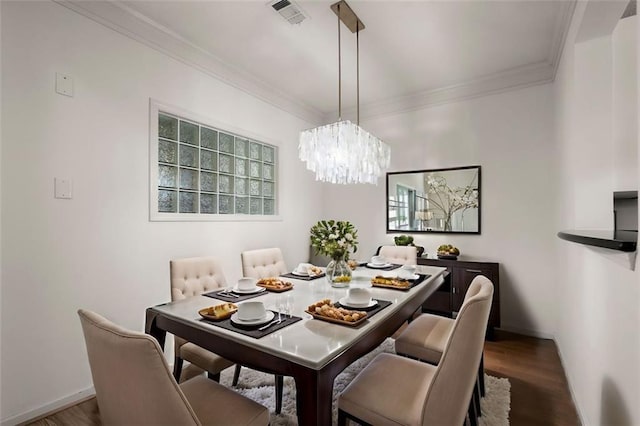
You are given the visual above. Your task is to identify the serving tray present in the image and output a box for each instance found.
[304,309,368,327]
[198,305,238,321]
[257,282,294,292]
[370,277,412,291]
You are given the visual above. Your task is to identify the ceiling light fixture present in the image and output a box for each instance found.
[298,0,390,185]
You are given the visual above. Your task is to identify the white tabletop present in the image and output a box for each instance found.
[151,265,446,370]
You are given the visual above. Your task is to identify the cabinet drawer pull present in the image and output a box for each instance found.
[466,269,483,273]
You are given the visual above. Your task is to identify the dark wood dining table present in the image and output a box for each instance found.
[145,265,446,425]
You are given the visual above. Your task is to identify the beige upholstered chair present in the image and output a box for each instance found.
[170,257,236,383]
[395,276,494,424]
[171,257,285,414]
[241,247,288,278]
[337,277,493,426]
[78,309,269,426]
[378,245,418,265]
[239,249,286,412]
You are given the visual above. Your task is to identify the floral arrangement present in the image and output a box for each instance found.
[310,220,358,261]
[425,175,478,232]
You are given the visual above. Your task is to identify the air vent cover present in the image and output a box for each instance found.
[270,0,307,25]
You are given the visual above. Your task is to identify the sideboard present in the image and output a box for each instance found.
[417,257,500,339]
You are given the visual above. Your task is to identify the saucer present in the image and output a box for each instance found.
[231,286,267,294]
[230,310,275,326]
[338,297,378,309]
[291,270,309,277]
[366,262,391,269]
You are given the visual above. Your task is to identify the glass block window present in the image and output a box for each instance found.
[154,110,277,218]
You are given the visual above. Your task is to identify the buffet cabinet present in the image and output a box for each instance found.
[417,257,500,339]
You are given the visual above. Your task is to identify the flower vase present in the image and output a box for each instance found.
[326,258,352,288]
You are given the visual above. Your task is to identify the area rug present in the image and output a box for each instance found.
[219,338,511,425]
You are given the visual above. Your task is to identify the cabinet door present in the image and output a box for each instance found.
[452,266,493,312]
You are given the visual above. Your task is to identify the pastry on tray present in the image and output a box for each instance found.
[199,303,238,320]
[257,277,293,291]
[308,265,323,276]
[371,275,411,289]
[306,299,367,323]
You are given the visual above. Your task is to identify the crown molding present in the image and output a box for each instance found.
[332,61,556,122]
[54,0,575,125]
[549,0,577,77]
[332,1,577,122]
[54,0,325,126]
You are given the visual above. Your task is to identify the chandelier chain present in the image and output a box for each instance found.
[298,1,390,185]
[337,3,342,120]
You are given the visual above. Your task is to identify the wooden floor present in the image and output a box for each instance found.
[25,330,580,426]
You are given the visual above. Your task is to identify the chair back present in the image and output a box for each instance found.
[78,309,201,425]
[379,245,418,265]
[170,256,227,302]
[421,276,494,426]
[241,248,288,278]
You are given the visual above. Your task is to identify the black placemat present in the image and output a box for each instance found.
[365,263,402,271]
[200,311,302,339]
[203,289,269,302]
[333,299,392,319]
[280,272,326,281]
[410,273,431,288]
[370,274,432,291]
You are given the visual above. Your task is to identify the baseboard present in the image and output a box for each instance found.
[1,386,95,426]
[554,336,587,426]
[497,325,555,340]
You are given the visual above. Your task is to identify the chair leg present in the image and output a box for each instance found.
[473,379,481,417]
[476,376,484,416]
[467,395,478,426]
[479,353,485,397]
[173,356,183,382]
[338,409,348,426]
[207,372,221,382]
[232,364,242,386]
[275,375,284,414]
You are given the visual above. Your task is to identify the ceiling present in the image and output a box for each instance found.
[58,0,576,124]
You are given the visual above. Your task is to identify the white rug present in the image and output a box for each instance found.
[219,338,511,425]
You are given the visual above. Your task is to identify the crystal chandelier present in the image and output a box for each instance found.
[298,1,390,185]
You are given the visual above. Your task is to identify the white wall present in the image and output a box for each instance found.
[323,83,559,337]
[0,1,322,422]
[554,4,639,425]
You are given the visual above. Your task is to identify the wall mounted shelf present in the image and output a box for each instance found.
[557,230,637,252]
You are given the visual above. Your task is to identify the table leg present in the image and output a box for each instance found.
[295,369,333,426]
[145,309,167,349]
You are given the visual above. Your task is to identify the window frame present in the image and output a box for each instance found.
[149,99,281,222]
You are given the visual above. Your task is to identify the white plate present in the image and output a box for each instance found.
[338,297,378,309]
[291,270,309,277]
[231,286,267,294]
[230,310,275,326]
[394,274,420,281]
[366,262,392,269]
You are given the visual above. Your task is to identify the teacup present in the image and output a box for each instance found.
[398,264,417,279]
[371,255,386,265]
[347,288,372,305]
[295,263,311,275]
[237,301,266,321]
[237,277,258,291]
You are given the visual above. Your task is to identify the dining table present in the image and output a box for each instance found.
[145,264,447,425]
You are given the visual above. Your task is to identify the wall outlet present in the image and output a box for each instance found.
[55,73,73,97]
[54,177,73,199]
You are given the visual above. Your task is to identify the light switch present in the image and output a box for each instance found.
[54,178,73,199]
[55,73,73,97]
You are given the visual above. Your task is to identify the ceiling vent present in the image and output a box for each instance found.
[270,0,307,25]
